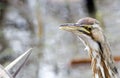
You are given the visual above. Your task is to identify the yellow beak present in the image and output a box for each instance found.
[59,23,90,34]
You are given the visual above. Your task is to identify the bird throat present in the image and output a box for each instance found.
[78,36,119,78]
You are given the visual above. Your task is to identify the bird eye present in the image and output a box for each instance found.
[87,27,91,31]
[85,26,92,31]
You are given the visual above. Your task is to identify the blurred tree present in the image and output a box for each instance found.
[85,0,96,18]
[0,0,12,65]
[0,0,8,50]
[0,0,7,19]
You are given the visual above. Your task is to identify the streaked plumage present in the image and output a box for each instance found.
[59,17,120,78]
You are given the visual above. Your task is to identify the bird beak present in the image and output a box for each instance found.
[59,23,80,31]
[59,23,90,34]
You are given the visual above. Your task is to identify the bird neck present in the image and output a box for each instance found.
[87,40,119,78]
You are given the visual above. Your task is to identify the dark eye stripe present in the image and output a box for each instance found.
[78,30,90,36]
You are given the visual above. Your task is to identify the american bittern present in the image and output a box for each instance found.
[59,17,120,78]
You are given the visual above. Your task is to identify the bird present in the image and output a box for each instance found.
[59,17,120,78]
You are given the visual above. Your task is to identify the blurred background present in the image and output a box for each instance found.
[0,0,120,78]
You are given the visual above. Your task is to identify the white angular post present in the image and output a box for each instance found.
[5,48,32,78]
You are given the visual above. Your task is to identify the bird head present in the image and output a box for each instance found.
[59,17,105,49]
